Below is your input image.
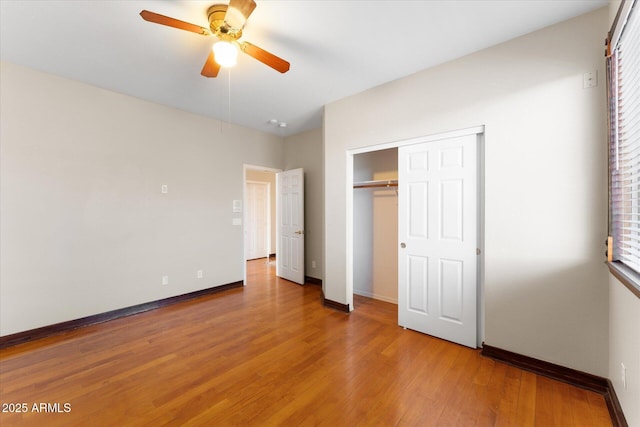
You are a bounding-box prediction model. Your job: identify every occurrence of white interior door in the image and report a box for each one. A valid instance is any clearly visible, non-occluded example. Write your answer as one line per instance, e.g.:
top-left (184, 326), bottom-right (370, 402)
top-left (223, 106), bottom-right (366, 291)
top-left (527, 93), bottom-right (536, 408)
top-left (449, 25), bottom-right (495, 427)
top-left (245, 181), bottom-right (269, 261)
top-left (276, 168), bottom-right (305, 284)
top-left (398, 134), bottom-right (478, 348)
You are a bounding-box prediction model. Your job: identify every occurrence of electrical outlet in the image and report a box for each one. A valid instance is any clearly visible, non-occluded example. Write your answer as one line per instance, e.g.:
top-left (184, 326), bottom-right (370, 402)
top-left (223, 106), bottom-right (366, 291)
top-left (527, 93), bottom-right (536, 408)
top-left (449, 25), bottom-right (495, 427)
top-left (197, 270), bottom-right (203, 279)
top-left (621, 363), bottom-right (627, 389)
top-left (311, 260), bottom-right (316, 269)
top-left (162, 276), bottom-right (169, 286)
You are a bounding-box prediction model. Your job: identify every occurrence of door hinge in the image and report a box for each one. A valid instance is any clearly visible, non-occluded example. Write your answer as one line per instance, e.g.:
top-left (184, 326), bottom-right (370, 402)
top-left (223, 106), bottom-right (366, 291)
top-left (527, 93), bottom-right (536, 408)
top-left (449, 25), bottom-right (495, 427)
top-left (476, 248), bottom-right (481, 255)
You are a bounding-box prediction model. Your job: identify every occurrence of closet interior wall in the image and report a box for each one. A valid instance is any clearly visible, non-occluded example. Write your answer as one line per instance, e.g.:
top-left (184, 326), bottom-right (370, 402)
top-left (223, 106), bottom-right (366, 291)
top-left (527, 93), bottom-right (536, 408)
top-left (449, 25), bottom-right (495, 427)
top-left (353, 148), bottom-right (399, 304)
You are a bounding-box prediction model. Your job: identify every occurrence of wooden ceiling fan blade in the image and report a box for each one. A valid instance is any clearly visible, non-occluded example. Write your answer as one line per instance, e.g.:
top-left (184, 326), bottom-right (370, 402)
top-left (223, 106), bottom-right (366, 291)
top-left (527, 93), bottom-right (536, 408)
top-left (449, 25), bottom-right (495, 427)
top-left (241, 42), bottom-right (290, 73)
top-left (140, 10), bottom-right (211, 36)
top-left (201, 51), bottom-right (221, 78)
top-left (225, 0), bottom-right (257, 30)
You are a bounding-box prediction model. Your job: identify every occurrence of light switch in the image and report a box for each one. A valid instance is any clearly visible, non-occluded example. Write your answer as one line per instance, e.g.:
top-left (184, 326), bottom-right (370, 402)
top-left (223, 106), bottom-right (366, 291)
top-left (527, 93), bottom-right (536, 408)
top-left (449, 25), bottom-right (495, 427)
top-left (232, 218), bottom-right (242, 226)
top-left (161, 184), bottom-right (168, 194)
top-left (583, 71), bottom-right (597, 88)
top-left (233, 200), bottom-right (242, 213)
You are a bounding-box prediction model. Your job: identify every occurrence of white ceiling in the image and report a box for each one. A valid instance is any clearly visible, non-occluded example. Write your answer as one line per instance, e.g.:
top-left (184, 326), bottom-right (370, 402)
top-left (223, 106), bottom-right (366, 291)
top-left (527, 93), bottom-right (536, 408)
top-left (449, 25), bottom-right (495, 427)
top-left (0, 0), bottom-right (608, 137)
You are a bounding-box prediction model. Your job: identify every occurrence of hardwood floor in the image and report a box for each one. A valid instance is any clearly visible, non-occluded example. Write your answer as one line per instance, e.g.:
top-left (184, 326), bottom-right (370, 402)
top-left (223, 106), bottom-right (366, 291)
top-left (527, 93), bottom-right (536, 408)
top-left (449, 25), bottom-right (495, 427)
top-left (0, 259), bottom-right (612, 426)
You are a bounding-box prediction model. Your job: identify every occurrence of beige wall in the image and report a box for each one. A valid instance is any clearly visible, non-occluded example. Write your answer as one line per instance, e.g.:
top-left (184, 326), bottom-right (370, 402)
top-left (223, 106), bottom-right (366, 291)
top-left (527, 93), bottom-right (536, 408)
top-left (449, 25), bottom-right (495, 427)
top-left (284, 128), bottom-right (324, 280)
top-left (608, 276), bottom-right (640, 426)
top-left (0, 61), bottom-right (284, 336)
top-left (606, 2), bottom-right (639, 425)
top-left (324, 8), bottom-right (609, 376)
top-left (245, 169), bottom-right (277, 255)
top-left (353, 149), bottom-right (398, 303)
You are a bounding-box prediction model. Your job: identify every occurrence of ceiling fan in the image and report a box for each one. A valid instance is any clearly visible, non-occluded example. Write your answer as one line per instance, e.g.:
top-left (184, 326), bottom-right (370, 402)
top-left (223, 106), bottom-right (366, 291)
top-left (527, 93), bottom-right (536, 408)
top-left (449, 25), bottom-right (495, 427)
top-left (140, 0), bottom-right (290, 78)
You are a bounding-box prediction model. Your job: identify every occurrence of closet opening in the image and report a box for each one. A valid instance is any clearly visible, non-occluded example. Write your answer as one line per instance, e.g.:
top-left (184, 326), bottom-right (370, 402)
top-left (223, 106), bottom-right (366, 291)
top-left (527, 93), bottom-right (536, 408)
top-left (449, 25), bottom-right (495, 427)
top-left (353, 148), bottom-right (399, 306)
top-left (347, 126), bottom-right (485, 348)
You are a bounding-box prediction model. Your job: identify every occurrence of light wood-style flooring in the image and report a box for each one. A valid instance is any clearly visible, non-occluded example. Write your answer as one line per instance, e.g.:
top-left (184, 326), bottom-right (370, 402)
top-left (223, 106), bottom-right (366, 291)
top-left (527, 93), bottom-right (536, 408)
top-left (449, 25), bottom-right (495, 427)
top-left (0, 259), bottom-right (612, 426)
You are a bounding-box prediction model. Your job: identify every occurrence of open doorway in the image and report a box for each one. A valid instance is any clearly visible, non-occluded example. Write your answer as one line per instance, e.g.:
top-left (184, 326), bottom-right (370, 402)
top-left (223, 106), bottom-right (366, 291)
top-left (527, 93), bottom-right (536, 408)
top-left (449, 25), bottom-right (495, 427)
top-left (243, 164), bottom-right (281, 283)
top-left (353, 148), bottom-right (399, 304)
top-left (245, 180), bottom-right (270, 261)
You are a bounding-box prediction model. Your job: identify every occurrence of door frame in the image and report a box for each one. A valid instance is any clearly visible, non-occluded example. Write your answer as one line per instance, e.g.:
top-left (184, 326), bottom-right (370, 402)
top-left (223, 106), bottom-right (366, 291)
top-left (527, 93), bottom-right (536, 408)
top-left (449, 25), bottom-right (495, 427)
top-left (243, 164), bottom-right (282, 285)
top-left (346, 126), bottom-right (485, 346)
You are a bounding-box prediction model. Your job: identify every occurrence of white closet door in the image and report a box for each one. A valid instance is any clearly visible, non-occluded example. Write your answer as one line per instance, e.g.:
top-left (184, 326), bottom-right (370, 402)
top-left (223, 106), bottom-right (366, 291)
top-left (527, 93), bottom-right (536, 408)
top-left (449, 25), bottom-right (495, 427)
top-left (398, 134), bottom-right (478, 348)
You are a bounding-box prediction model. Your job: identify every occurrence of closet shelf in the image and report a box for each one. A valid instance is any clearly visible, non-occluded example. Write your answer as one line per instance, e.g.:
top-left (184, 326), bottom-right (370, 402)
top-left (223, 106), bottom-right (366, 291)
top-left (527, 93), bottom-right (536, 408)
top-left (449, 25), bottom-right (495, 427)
top-left (353, 179), bottom-right (398, 189)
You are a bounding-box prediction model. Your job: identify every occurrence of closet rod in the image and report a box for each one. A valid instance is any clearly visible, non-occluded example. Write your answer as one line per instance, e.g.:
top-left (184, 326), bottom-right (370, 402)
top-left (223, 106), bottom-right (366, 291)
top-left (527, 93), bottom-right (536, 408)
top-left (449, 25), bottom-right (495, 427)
top-left (353, 179), bottom-right (398, 189)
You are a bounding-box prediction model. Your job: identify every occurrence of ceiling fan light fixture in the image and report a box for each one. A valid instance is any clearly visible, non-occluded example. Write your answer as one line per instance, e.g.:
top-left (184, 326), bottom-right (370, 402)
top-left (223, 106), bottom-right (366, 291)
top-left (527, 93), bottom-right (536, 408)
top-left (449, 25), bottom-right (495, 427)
top-left (213, 41), bottom-right (239, 67)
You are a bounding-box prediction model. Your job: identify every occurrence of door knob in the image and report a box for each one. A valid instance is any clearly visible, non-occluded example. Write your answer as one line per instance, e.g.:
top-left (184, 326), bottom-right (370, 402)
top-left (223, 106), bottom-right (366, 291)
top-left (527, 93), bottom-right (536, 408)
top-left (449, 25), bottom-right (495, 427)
top-left (295, 230), bottom-right (304, 235)
top-left (400, 242), bottom-right (406, 248)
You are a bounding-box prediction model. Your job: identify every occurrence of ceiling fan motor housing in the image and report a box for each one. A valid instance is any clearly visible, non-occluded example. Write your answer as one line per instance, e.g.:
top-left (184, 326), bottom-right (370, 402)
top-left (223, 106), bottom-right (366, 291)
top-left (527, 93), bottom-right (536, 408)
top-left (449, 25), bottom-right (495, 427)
top-left (207, 5), bottom-right (242, 40)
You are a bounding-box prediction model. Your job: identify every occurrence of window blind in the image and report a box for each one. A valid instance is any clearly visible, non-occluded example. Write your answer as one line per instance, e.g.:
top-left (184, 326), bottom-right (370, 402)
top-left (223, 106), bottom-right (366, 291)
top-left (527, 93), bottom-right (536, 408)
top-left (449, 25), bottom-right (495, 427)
top-left (610, 0), bottom-right (640, 273)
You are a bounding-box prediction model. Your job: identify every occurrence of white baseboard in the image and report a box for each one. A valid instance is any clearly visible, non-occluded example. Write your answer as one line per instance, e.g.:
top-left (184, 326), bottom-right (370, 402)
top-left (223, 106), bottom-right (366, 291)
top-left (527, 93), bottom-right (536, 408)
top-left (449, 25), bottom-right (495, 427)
top-left (353, 289), bottom-right (398, 304)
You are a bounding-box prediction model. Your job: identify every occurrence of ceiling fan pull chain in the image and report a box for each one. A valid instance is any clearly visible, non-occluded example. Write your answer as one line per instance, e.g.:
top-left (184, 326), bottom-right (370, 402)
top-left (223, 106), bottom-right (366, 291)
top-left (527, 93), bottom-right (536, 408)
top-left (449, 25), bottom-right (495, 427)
top-left (228, 68), bottom-right (232, 126)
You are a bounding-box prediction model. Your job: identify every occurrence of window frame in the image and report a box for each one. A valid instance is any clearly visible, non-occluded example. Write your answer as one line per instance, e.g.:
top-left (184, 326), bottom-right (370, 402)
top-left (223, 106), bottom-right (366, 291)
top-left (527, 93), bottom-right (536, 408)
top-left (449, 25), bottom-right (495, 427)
top-left (607, 0), bottom-right (640, 299)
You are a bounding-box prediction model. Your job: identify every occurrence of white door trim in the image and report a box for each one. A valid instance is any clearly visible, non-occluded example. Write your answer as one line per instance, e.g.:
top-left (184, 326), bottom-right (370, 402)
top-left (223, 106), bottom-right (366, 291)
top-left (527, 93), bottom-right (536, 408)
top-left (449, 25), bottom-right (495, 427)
top-left (346, 125), bottom-right (485, 344)
top-left (349, 126), bottom-right (485, 156)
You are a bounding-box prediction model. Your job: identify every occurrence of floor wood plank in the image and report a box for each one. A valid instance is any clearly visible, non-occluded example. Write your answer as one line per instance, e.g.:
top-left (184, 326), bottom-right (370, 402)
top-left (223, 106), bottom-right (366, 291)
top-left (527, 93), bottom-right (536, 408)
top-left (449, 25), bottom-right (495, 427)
top-left (0, 259), bottom-right (612, 426)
